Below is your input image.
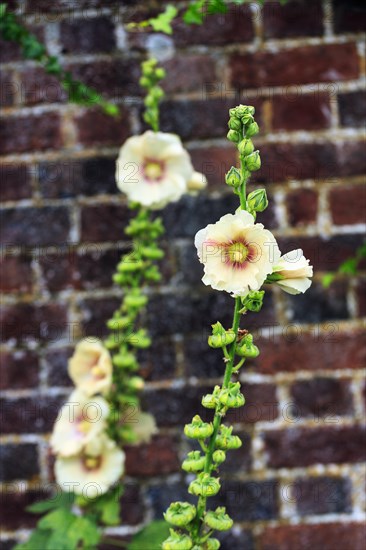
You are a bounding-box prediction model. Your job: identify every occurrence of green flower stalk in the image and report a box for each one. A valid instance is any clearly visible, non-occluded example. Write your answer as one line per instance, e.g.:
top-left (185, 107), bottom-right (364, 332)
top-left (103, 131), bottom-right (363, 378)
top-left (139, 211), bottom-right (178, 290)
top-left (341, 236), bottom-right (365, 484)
top-left (163, 105), bottom-right (313, 548)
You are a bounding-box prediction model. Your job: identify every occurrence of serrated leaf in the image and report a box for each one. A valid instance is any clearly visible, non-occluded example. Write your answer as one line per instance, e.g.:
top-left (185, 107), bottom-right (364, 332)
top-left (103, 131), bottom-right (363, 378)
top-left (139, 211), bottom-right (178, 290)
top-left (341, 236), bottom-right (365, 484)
top-left (27, 492), bottom-right (75, 513)
top-left (127, 520), bottom-right (170, 550)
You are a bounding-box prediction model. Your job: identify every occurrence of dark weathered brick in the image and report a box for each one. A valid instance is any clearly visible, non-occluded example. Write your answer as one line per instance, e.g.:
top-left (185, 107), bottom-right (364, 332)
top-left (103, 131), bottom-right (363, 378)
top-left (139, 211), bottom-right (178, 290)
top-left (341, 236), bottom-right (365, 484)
top-left (119, 482), bottom-right (144, 525)
top-left (60, 17), bottom-right (115, 54)
top-left (125, 435), bottom-right (180, 477)
top-left (78, 296), bottom-right (120, 338)
top-left (329, 184), bottom-right (366, 225)
top-left (0, 113), bottom-right (62, 154)
top-left (356, 277), bottom-right (366, 317)
top-left (1, 206), bottom-right (70, 246)
top-left (259, 522), bottom-right (366, 550)
top-left (0, 444), bottom-right (39, 481)
top-left (75, 109), bottom-right (131, 147)
top-left (339, 91), bottom-right (366, 128)
top-left (0, 490), bottom-right (50, 530)
top-left (0, 350), bottom-right (39, 390)
top-left (45, 347), bottom-right (73, 387)
top-left (0, 26), bottom-right (44, 63)
top-left (0, 255), bottom-right (33, 293)
top-left (0, 69), bottom-right (15, 107)
top-left (219, 530), bottom-right (254, 550)
top-left (76, 247), bottom-right (122, 290)
top-left (17, 67), bottom-right (66, 105)
top-left (263, 0), bottom-right (324, 38)
top-left (80, 204), bottom-right (131, 243)
top-left (162, 55), bottom-right (217, 94)
top-left (0, 164), bottom-right (32, 201)
top-left (38, 252), bottom-right (75, 292)
top-left (188, 146), bottom-right (237, 189)
top-left (138, 338), bottom-right (177, 381)
top-left (286, 188), bottom-right (318, 226)
top-left (147, 480), bottom-right (193, 520)
top-left (1, 303), bottom-right (68, 344)
top-left (38, 157), bottom-right (117, 199)
top-left (294, 476), bottom-right (352, 516)
top-left (333, 0), bottom-right (366, 34)
top-left (291, 378), bottom-right (353, 418)
top-left (230, 43), bottom-right (359, 89)
top-left (286, 281), bottom-right (349, 323)
top-left (271, 94), bottom-right (331, 131)
top-left (0, 394), bottom-right (65, 434)
top-left (264, 425), bottom-right (366, 468)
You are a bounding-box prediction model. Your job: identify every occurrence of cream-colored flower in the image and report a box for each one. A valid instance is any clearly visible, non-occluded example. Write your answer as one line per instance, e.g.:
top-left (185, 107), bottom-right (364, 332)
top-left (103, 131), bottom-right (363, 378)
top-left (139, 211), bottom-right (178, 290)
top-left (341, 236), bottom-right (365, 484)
top-left (55, 435), bottom-right (125, 498)
top-left (68, 339), bottom-right (112, 397)
top-left (195, 210), bottom-right (280, 296)
top-left (187, 170), bottom-right (207, 195)
top-left (272, 249), bottom-right (313, 295)
top-left (132, 412), bottom-right (157, 445)
top-left (116, 130), bottom-right (205, 209)
top-left (50, 390), bottom-right (109, 457)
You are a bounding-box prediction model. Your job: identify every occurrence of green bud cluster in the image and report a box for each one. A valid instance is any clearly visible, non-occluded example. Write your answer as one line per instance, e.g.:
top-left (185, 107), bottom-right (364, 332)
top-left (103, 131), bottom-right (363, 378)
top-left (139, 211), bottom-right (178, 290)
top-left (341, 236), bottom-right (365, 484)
top-left (140, 57), bottom-right (166, 132)
top-left (184, 415), bottom-right (214, 439)
top-left (208, 322), bottom-right (236, 348)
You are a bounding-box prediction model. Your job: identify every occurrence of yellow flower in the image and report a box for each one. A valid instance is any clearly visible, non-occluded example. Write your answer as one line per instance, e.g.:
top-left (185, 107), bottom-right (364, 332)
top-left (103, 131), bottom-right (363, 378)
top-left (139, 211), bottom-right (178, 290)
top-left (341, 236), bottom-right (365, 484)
top-left (195, 210), bottom-right (280, 296)
top-left (50, 389), bottom-right (109, 457)
top-left (55, 435), bottom-right (125, 498)
top-left (68, 339), bottom-right (112, 397)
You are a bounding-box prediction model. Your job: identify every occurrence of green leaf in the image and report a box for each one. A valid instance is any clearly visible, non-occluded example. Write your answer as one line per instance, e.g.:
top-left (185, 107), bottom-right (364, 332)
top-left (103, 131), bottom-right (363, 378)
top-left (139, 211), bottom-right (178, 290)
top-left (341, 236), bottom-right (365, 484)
top-left (14, 530), bottom-right (52, 550)
top-left (38, 507), bottom-right (75, 531)
top-left (26, 492), bottom-right (75, 513)
top-left (149, 5), bottom-right (178, 34)
top-left (321, 273), bottom-right (335, 289)
top-left (183, 0), bottom-right (207, 24)
top-left (339, 257), bottom-right (357, 275)
top-left (69, 516), bottom-right (101, 547)
top-left (127, 520), bottom-right (170, 550)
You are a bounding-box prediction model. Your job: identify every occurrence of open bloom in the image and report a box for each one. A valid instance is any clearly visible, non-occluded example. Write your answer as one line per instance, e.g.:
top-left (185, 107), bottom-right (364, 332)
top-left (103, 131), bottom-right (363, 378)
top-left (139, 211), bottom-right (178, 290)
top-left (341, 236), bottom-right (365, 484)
top-left (132, 412), bottom-right (157, 445)
top-left (195, 210), bottom-right (280, 296)
top-left (116, 130), bottom-right (206, 209)
top-left (55, 435), bottom-right (125, 498)
top-left (272, 249), bottom-right (313, 294)
top-left (50, 390), bottom-right (109, 457)
top-left (68, 338), bottom-right (112, 397)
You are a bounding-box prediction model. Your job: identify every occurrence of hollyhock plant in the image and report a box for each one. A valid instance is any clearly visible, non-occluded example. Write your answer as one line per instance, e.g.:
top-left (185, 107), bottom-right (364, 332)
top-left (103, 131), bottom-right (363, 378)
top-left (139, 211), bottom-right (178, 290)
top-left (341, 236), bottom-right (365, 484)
top-left (163, 105), bottom-right (313, 549)
top-left (68, 339), bottom-right (112, 397)
top-left (50, 390), bottom-right (109, 458)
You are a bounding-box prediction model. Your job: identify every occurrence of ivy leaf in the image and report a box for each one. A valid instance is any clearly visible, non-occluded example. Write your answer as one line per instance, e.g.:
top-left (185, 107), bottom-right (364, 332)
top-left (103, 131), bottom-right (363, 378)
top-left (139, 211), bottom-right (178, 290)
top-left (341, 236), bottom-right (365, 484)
top-left (127, 520), bottom-right (170, 550)
top-left (26, 492), bottom-right (75, 514)
top-left (183, 0), bottom-right (207, 24)
top-left (149, 5), bottom-right (178, 35)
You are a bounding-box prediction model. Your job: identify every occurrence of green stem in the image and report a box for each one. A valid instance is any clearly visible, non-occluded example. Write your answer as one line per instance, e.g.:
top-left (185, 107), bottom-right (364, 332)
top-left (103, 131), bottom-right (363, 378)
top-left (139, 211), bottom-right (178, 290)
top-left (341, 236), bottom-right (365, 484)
top-left (193, 296), bottom-right (242, 540)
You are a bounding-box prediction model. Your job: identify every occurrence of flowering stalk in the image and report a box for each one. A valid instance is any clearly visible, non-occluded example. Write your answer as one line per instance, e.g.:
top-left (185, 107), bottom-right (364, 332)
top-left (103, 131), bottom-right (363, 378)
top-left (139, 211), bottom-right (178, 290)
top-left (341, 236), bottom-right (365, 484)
top-left (163, 105), bottom-right (312, 550)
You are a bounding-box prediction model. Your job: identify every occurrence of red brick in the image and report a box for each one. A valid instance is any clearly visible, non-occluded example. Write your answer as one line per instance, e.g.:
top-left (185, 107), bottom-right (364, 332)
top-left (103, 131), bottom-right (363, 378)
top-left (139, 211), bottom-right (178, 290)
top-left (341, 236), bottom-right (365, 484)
top-left (1, 206), bottom-right (70, 246)
top-left (333, 0), bottom-right (366, 34)
top-left (294, 476), bottom-right (351, 516)
top-left (0, 164), bottom-right (32, 201)
top-left (0, 302), bottom-right (68, 343)
top-left (255, 329), bottom-right (366, 374)
top-left (0, 444), bottom-right (40, 481)
top-left (0, 350), bottom-right (39, 390)
top-left (339, 91), bottom-right (366, 128)
top-left (139, 338), bottom-right (177, 382)
top-left (173, 5), bottom-right (254, 47)
top-left (17, 67), bottom-right (66, 105)
top-left (0, 394), bottom-right (65, 434)
top-left (0, 69), bottom-right (15, 107)
top-left (0, 490), bottom-right (50, 530)
top-left (230, 43), bottom-right (359, 89)
top-left (80, 204), bottom-right (132, 243)
top-left (125, 435), bottom-right (180, 477)
top-left (264, 426), bottom-right (366, 468)
top-left (259, 522), bottom-right (366, 550)
top-left (76, 247), bottom-right (122, 290)
top-left (0, 255), bottom-right (33, 292)
top-left (356, 277), bottom-right (366, 317)
top-left (0, 113), bottom-right (62, 154)
top-left (271, 94), bottom-right (331, 132)
top-left (60, 17), bottom-right (115, 54)
top-left (263, 0), bottom-right (324, 38)
top-left (188, 146), bottom-right (237, 189)
top-left (38, 252), bottom-right (75, 292)
top-left (0, 26), bottom-right (44, 63)
top-left (286, 188), bottom-right (318, 226)
top-left (75, 109), bottom-right (130, 147)
top-left (45, 347), bottom-right (73, 387)
top-left (329, 184), bottom-right (366, 225)
top-left (162, 55), bottom-right (217, 95)
top-left (291, 378), bottom-right (353, 418)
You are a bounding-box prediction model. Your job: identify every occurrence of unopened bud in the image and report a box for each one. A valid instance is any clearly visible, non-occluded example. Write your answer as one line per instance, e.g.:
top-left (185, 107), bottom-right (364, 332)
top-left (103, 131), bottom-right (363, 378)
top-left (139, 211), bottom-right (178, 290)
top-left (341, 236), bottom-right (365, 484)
top-left (247, 188), bottom-right (268, 213)
top-left (204, 507), bottom-right (233, 531)
top-left (228, 117), bottom-right (241, 131)
top-left (246, 121), bottom-right (259, 137)
top-left (162, 529), bottom-right (193, 550)
top-left (238, 138), bottom-right (254, 157)
top-left (184, 415), bottom-right (214, 439)
top-left (212, 450), bottom-right (226, 465)
top-left (188, 473), bottom-right (220, 497)
top-left (245, 150), bottom-right (261, 171)
top-left (227, 129), bottom-right (240, 143)
top-left (206, 539), bottom-right (221, 550)
top-left (164, 502), bottom-right (196, 527)
top-left (225, 166), bottom-right (241, 188)
top-left (241, 290), bottom-right (264, 312)
top-left (182, 451), bottom-right (205, 473)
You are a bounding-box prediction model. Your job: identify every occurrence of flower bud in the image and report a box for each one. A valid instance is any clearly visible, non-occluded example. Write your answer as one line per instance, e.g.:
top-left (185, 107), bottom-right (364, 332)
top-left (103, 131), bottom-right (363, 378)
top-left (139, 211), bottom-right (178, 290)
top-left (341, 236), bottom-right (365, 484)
top-left (204, 507), bottom-right (233, 531)
top-left (164, 502), bottom-right (196, 527)
top-left (202, 393), bottom-right (217, 409)
top-left (162, 529), bottom-right (193, 550)
top-left (188, 473), bottom-right (220, 497)
top-left (184, 415), bottom-right (214, 439)
top-left (212, 450), bottom-right (226, 465)
top-left (225, 166), bottom-right (241, 188)
top-left (219, 382), bottom-right (245, 408)
top-left (127, 329), bottom-right (151, 349)
top-left (206, 539), bottom-right (221, 550)
top-left (246, 121), bottom-right (259, 137)
top-left (215, 425), bottom-right (242, 450)
top-left (236, 334), bottom-right (259, 358)
top-left (247, 188), bottom-right (268, 213)
top-left (238, 139), bottom-right (254, 157)
top-left (113, 353), bottom-right (138, 370)
top-left (139, 76), bottom-right (151, 88)
top-left (208, 322), bottom-right (236, 349)
top-left (245, 151), bottom-right (261, 171)
top-left (128, 376), bottom-right (144, 391)
top-left (155, 67), bottom-right (166, 79)
top-left (241, 290), bottom-right (264, 312)
top-left (124, 293), bottom-right (148, 309)
top-left (182, 451), bottom-right (206, 472)
top-left (227, 130), bottom-right (240, 143)
top-left (228, 117), bottom-right (241, 131)
top-left (140, 246), bottom-right (164, 260)
top-left (106, 317), bottom-right (131, 330)
top-left (118, 259), bottom-right (145, 273)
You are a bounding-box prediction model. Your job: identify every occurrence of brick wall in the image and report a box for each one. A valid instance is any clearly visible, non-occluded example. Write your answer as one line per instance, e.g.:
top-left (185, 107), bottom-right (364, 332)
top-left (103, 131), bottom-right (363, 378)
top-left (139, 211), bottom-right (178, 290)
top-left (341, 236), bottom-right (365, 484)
top-left (1, 1), bottom-right (365, 549)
